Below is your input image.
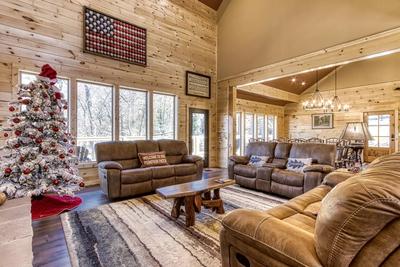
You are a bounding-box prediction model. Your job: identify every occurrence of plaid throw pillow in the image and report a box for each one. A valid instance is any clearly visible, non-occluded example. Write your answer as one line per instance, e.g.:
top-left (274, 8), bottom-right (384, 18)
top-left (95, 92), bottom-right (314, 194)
top-left (138, 151), bottom-right (168, 167)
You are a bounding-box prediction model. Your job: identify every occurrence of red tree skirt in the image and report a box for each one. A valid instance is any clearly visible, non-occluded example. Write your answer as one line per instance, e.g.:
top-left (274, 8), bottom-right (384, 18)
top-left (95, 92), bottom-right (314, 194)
top-left (31, 194), bottom-right (82, 220)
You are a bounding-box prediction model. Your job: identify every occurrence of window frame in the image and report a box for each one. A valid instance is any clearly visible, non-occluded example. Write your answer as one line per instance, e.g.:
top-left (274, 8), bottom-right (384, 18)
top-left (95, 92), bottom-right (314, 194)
top-left (244, 112), bottom-right (255, 146)
top-left (367, 114), bottom-right (391, 148)
top-left (235, 112), bottom-right (242, 155)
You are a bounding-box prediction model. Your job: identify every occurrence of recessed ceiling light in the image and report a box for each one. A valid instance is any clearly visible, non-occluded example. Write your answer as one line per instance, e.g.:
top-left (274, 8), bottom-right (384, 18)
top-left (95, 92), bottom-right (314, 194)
top-left (291, 77), bottom-right (296, 82)
top-left (301, 81), bottom-right (306, 86)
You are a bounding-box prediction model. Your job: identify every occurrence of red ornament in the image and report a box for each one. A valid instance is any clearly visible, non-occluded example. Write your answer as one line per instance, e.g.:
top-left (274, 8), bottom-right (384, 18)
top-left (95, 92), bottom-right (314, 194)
top-left (38, 127), bottom-right (44, 132)
top-left (63, 138), bottom-right (68, 142)
top-left (14, 144), bottom-right (20, 148)
top-left (79, 182), bottom-right (85, 187)
top-left (52, 179), bottom-right (60, 185)
top-left (42, 149), bottom-right (48, 155)
top-left (68, 149), bottom-right (74, 154)
top-left (23, 168), bottom-right (31, 175)
top-left (12, 118), bottom-right (21, 124)
top-left (3, 133), bottom-right (8, 137)
top-left (63, 105), bottom-right (68, 110)
top-left (17, 97), bottom-right (22, 100)
top-left (43, 166), bottom-right (48, 171)
top-left (51, 143), bottom-right (56, 147)
top-left (52, 127), bottom-right (59, 132)
top-left (49, 112), bottom-right (54, 116)
top-left (71, 141), bottom-right (76, 145)
top-left (39, 64), bottom-right (57, 82)
top-left (34, 107), bottom-right (39, 112)
top-left (54, 92), bottom-right (62, 100)
top-left (4, 167), bottom-right (12, 174)
top-left (35, 138), bottom-right (43, 144)
top-left (21, 99), bottom-right (30, 105)
top-left (20, 156), bottom-right (25, 162)
top-left (42, 92), bottom-right (48, 98)
top-left (59, 154), bottom-right (65, 159)
top-left (8, 106), bottom-right (15, 112)
top-left (15, 130), bottom-right (22, 136)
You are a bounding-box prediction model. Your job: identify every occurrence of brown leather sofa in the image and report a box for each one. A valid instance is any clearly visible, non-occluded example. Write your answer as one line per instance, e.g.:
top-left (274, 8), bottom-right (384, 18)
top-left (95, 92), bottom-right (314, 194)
top-left (95, 140), bottom-right (203, 200)
top-left (228, 142), bottom-right (336, 198)
top-left (220, 152), bottom-right (400, 267)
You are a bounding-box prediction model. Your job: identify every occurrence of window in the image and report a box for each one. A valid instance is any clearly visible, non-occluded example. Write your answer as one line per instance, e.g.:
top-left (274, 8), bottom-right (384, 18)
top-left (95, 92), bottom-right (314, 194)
top-left (244, 113), bottom-right (254, 146)
top-left (236, 112), bottom-right (242, 155)
top-left (152, 93), bottom-right (176, 140)
top-left (256, 114), bottom-right (265, 140)
top-left (367, 114), bottom-right (391, 148)
top-left (20, 71), bottom-right (70, 123)
top-left (77, 81), bottom-right (113, 161)
top-left (267, 115), bottom-right (277, 141)
top-left (119, 88), bottom-right (147, 140)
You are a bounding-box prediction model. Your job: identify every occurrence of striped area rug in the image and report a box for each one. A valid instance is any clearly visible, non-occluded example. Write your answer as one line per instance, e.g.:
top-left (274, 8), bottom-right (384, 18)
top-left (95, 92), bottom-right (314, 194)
top-left (61, 185), bottom-right (287, 267)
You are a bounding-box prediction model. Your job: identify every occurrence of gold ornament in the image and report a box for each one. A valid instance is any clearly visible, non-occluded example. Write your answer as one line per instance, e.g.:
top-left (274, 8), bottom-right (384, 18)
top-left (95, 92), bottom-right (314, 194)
top-left (0, 192), bottom-right (6, 206)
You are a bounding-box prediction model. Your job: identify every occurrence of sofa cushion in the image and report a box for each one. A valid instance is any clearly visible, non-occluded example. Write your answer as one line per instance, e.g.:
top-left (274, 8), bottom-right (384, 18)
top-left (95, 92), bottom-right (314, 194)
top-left (289, 143), bottom-right (335, 166)
top-left (263, 159), bottom-right (287, 169)
top-left (158, 140), bottom-right (188, 164)
top-left (174, 163), bottom-right (197, 176)
top-left (151, 165), bottom-right (175, 179)
top-left (234, 164), bottom-right (256, 178)
top-left (274, 142), bottom-right (292, 159)
top-left (138, 151), bottom-right (168, 167)
top-left (271, 182), bottom-right (303, 198)
top-left (95, 141), bottom-right (138, 163)
top-left (136, 140), bottom-right (160, 153)
top-left (271, 169), bottom-right (304, 187)
top-left (245, 142), bottom-right (276, 158)
top-left (121, 168), bottom-right (152, 184)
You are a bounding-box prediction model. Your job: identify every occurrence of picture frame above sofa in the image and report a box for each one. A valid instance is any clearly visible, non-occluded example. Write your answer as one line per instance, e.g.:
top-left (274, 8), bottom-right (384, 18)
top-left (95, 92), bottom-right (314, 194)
top-left (312, 113), bottom-right (334, 129)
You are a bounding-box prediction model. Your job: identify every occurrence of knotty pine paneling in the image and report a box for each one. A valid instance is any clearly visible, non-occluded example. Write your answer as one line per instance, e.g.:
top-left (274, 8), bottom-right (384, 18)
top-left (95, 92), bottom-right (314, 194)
top-left (0, 0), bottom-right (217, 185)
top-left (285, 81), bottom-right (400, 151)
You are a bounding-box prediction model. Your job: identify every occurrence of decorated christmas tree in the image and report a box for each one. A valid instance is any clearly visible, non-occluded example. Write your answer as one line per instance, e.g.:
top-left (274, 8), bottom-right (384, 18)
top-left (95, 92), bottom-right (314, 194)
top-left (0, 64), bottom-right (84, 199)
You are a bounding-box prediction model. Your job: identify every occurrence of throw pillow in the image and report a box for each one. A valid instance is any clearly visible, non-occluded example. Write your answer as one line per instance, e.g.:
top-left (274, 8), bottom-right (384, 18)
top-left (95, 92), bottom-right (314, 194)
top-left (248, 155), bottom-right (270, 167)
top-left (286, 158), bottom-right (313, 173)
top-left (138, 151), bottom-right (168, 167)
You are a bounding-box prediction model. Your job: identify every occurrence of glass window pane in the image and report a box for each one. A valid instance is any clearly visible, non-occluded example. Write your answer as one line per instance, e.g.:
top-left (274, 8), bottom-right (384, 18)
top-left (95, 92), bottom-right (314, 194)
top-left (379, 114), bottom-right (390, 125)
top-left (368, 138), bottom-right (378, 147)
top-left (379, 137), bottom-right (390, 148)
top-left (236, 112), bottom-right (241, 155)
top-left (267, 115), bottom-right (275, 141)
top-left (379, 125), bottom-right (390, 137)
top-left (20, 72), bottom-right (36, 85)
top-left (244, 113), bottom-right (254, 146)
top-left (77, 81), bottom-right (113, 161)
top-left (368, 115), bottom-right (378, 126)
top-left (120, 88), bottom-right (147, 140)
top-left (368, 126), bottom-right (379, 136)
top-left (256, 115), bottom-right (265, 139)
top-left (152, 93), bottom-right (176, 140)
top-left (191, 113), bottom-right (205, 158)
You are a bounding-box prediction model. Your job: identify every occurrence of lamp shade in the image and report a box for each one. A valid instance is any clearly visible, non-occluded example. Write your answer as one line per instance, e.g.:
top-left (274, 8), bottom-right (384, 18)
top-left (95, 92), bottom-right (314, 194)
top-left (339, 122), bottom-right (373, 141)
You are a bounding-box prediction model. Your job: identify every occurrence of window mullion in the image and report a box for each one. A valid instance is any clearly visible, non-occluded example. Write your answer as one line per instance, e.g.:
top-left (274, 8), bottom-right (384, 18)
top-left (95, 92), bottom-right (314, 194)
top-left (114, 84), bottom-right (120, 141)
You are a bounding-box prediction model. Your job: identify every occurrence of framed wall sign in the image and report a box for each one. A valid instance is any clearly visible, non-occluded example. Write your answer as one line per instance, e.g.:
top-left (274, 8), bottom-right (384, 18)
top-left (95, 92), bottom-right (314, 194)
top-left (83, 7), bottom-right (147, 66)
top-left (186, 71), bottom-right (211, 98)
top-left (312, 113), bottom-right (334, 129)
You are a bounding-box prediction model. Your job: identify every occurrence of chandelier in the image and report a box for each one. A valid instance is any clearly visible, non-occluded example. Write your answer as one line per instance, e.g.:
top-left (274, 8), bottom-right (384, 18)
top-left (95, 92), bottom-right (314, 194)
top-left (323, 67), bottom-right (350, 112)
top-left (302, 70), bottom-right (324, 110)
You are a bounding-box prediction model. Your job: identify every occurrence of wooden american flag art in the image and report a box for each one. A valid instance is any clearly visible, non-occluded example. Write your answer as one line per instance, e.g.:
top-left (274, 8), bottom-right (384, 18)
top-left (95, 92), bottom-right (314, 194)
top-left (83, 7), bottom-right (147, 66)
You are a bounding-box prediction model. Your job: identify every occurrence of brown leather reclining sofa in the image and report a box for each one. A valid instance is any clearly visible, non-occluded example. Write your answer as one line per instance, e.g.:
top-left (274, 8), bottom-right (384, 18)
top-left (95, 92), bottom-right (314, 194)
top-left (229, 142), bottom-right (336, 198)
top-left (95, 140), bottom-right (203, 200)
top-left (220, 152), bottom-right (400, 267)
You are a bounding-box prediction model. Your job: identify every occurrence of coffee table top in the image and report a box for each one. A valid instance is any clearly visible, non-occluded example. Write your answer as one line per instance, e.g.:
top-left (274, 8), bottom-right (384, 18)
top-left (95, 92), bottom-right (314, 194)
top-left (156, 177), bottom-right (235, 199)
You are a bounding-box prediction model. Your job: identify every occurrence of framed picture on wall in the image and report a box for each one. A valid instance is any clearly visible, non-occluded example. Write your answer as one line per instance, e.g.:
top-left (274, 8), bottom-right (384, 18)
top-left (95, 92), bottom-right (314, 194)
top-left (312, 113), bottom-right (334, 129)
top-left (186, 71), bottom-right (211, 98)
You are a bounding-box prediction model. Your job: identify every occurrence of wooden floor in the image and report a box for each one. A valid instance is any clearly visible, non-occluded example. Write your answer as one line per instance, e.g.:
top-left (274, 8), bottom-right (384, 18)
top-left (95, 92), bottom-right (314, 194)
top-left (32, 168), bottom-right (226, 267)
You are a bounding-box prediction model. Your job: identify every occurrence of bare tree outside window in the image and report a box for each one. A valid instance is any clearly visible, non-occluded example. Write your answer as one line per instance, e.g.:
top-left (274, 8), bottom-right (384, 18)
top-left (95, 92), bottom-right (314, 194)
top-left (120, 88), bottom-right (147, 140)
top-left (77, 81), bottom-right (113, 161)
top-left (153, 93), bottom-right (176, 140)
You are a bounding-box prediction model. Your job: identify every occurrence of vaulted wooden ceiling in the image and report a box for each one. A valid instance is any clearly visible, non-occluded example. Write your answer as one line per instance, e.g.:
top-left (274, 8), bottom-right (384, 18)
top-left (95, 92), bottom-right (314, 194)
top-left (198, 0), bottom-right (224, 10)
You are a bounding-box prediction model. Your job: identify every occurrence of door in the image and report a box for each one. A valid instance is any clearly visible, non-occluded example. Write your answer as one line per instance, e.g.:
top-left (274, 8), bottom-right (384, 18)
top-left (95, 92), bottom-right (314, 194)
top-left (364, 111), bottom-right (395, 162)
top-left (189, 108), bottom-right (209, 167)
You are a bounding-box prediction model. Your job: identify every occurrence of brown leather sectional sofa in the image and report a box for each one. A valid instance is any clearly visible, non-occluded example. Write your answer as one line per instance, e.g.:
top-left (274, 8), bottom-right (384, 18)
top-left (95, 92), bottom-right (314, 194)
top-left (220, 152), bottom-right (400, 267)
top-left (95, 140), bottom-right (203, 200)
top-left (229, 142), bottom-right (336, 198)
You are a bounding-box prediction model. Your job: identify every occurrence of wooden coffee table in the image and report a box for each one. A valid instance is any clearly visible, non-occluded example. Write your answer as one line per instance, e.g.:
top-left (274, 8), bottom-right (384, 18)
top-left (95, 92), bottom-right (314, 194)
top-left (156, 178), bottom-right (235, 227)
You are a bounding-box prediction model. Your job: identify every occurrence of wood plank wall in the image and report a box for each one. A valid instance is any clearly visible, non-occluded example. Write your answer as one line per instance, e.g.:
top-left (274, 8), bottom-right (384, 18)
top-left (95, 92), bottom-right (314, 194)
top-left (284, 81), bottom-right (400, 151)
top-left (0, 0), bottom-right (217, 185)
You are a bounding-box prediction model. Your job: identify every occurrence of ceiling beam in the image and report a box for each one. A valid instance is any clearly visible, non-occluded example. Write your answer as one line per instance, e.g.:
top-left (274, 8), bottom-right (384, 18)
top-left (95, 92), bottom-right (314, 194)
top-left (239, 83), bottom-right (300, 103)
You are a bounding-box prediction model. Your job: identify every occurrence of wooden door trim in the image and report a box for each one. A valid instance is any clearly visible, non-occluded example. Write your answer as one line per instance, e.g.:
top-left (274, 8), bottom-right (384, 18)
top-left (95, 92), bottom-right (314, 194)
top-left (189, 108), bottom-right (209, 168)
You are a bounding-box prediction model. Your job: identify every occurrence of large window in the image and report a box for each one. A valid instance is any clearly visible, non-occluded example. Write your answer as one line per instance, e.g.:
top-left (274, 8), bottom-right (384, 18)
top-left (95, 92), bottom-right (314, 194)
top-left (244, 113), bottom-right (254, 146)
top-left (236, 112), bottom-right (242, 155)
top-left (267, 115), bottom-right (277, 141)
top-left (77, 81), bottom-right (113, 161)
top-left (119, 88), bottom-right (147, 140)
top-left (152, 93), bottom-right (176, 140)
top-left (256, 114), bottom-right (265, 140)
top-left (367, 114), bottom-right (391, 148)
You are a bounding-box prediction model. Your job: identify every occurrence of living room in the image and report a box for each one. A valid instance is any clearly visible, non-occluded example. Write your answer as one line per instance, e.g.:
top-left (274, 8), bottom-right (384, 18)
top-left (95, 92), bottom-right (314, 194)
top-left (0, 0), bottom-right (399, 266)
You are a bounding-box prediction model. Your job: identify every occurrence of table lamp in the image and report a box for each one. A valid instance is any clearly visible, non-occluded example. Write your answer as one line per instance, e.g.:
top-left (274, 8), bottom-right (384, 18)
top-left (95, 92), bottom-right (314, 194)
top-left (339, 122), bottom-right (373, 144)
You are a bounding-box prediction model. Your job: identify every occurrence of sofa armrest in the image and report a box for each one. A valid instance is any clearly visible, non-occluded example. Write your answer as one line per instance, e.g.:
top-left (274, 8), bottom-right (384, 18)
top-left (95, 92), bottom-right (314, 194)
top-left (229, 155), bottom-right (249, 164)
top-left (221, 209), bottom-right (322, 267)
top-left (322, 171), bottom-right (354, 188)
top-left (182, 154), bottom-right (203, 163)
top-left (98, 161), bottom-right (123, 170)
top-left (303, 164), bottom-right (334, 174)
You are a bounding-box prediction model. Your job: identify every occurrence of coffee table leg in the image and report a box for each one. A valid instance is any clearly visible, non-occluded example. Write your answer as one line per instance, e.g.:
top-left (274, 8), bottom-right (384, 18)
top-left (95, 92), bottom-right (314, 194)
top-left (171, 197), bottom-right (183, 218)
top-left (194, 194), bottom-right (202, 213)
top-left (184, 196), bottom-right (195, 227)
top-left (213, 189), bottom-right (224, 214)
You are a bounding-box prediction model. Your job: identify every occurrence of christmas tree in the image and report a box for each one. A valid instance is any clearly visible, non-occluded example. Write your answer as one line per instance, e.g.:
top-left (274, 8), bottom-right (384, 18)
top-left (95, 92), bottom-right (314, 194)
top-left (0, 64), bottom-right (84, 198)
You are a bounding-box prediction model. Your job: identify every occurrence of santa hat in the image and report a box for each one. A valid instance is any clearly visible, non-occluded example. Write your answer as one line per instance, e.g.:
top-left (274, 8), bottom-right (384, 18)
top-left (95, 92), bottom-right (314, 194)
top-left (38, 64), bottom-right (57, 85)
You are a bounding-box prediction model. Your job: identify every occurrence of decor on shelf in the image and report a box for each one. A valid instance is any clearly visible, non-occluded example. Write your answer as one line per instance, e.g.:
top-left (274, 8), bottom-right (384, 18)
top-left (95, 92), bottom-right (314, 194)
top-left (83, 7), bottom-right (147, 66)
top-left (312, 113), bottom-right (334, 129)
top-left (0, 64), bottom-right (84, 199)
top-left (323, 67), bottom-right (350, 112)
top-left (302, 70), bottom-right (324, 110)
top-left (186, 71), bottom-right (211, 98)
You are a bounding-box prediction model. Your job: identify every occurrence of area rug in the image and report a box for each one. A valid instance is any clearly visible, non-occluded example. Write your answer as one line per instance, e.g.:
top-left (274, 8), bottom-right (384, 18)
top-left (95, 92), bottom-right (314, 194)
top-left (32, 194), bottom-right (82, 220)
top-left (61, 185), bottom-right (286, 267)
